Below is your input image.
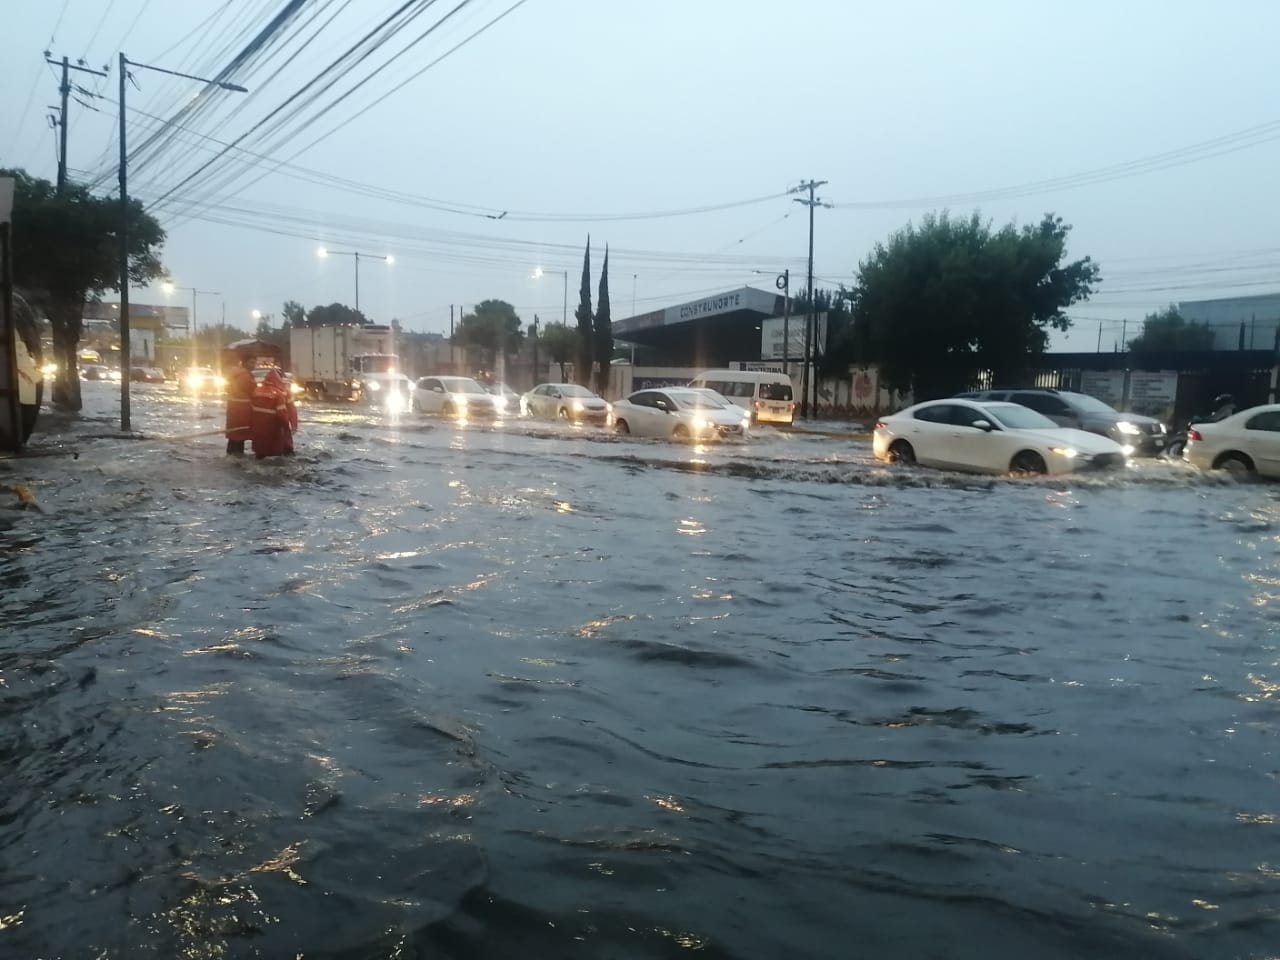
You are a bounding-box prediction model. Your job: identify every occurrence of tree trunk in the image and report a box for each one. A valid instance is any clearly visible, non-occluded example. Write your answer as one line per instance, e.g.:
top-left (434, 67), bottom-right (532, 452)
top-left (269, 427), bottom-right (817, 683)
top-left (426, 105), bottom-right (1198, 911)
top-left (558, 361), bottom-right (567, 381)
top-left (49, 298), bottom-right (84, 412)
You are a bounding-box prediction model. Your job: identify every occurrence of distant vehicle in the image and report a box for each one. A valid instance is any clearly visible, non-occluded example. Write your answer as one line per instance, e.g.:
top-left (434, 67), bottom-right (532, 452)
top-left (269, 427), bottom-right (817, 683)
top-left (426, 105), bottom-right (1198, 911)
top-left (611, 387), bottom-right (749, 441)
top-left (1183, 404), bottom-right (1280, 478)
top-left (81, 364), bottom-right (109, 381)
top-left (688, 369), bottom-right (795, 425)
top-left (130, 366), bottom-right (166, 383)
top-left (251, 366), bottom-right (305, 398)
top-left (522, 383), bottom-right (610, 422)
top-left (484, 382), bottom-right (520, 416)
top-left (184, 366), bottom-right (225, 393)
top-left (955, 387), bottom-right (1167, 456)
top-left (290, 324), bottom-right (400, 400)
top-left (874, 399), bottom-right (1128, 475)
top-left (413, 376), bottom-right (502, 419)
top-left (361, 373), bottom-right (413, 413)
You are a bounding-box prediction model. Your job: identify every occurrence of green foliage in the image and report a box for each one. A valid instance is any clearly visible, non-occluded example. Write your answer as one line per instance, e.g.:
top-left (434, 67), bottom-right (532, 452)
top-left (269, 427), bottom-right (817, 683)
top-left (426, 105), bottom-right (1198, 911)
top-left (3, 166), bottom-right (166, 410)
top-left (539, 321), bottom-right (578, 380)
top-left (574, 237), bottom-right (593, 386)
top-left (305, 302), bottom-right (367, 327)
top-left (1127, 305), bottom-right (1215, 352)
top-left (282, 300), bottom-right (306, 328)
top-left (593, 245), bottom-right (613, 393)
top-left (852, 211), bottom-right (1099, 396)
top-left (452, 299), bottom-right (523, 371)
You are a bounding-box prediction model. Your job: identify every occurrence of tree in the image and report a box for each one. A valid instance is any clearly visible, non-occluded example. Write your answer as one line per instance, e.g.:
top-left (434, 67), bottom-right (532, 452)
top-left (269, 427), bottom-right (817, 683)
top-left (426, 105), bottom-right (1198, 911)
top-left (254, 312), bottom-right (275, 340)
top-left (852, 211), bottom-right (1099, 397)
top-left (305, 302), bottom-right (366, 327)
top-left (593, 244), bottom-right (613, 394)
top-left (539, 321), bottom-right (577, 381)
top-left (452, 299), bottom-right (523, 375)
top-left (4, 167), bottom-right (166, 410)
top-left (282, 300), bottom-right (306, 328)
top-left (574, 237), bottom-right (594, 386)
top-left (1127, 305), bottom-right (1215, 352)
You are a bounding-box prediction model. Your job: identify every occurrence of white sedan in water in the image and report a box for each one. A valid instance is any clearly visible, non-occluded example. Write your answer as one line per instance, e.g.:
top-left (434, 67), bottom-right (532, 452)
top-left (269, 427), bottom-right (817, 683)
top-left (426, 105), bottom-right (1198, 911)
top-left (413, 376), bottom-right (502, 419)
top-left (611, 387), bottom-right (749, 441)
top-left (1183, 404), bottom-right (1280, 478)
top-left (522, 383), bottom-right (610, 422)
top-left (874, 399), bottom-right (1128, 475)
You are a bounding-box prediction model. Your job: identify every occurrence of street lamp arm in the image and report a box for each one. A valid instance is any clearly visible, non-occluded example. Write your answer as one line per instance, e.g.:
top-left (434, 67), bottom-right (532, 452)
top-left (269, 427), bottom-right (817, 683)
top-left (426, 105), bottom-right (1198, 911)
top-left (123, 57), bottom-right (247, 91)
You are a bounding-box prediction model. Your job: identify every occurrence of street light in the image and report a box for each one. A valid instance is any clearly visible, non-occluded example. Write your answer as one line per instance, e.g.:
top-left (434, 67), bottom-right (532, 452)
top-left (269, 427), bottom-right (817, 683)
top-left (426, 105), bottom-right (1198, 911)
top-left (162, 282), bottom-right (220, 372)
top-left (532, 266), bottom-right (568, 328)
top-left (117, 54), bottom-right (247, 431)
top-left (316, 246), bottom-right (392, 313)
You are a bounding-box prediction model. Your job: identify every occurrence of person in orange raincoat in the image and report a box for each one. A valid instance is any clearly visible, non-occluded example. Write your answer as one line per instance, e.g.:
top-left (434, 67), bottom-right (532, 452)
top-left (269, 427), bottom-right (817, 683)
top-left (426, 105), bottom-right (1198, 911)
top-left (224, 359), bottom-right (256, 455)
top-left (249, 369), bottom-right (296, 458)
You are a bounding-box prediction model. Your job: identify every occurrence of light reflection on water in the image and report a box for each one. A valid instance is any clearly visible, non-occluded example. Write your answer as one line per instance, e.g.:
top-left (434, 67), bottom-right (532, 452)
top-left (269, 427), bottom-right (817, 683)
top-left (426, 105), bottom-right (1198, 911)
top-left (1, 383), bottom-right (1279, 958)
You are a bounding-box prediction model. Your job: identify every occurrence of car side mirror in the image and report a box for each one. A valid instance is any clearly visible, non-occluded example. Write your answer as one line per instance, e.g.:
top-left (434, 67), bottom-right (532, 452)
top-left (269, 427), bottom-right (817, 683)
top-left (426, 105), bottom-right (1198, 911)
top-left (551, 391), bottom-right (561, 399)
top-left (972, 419), bottom-right (993, 432)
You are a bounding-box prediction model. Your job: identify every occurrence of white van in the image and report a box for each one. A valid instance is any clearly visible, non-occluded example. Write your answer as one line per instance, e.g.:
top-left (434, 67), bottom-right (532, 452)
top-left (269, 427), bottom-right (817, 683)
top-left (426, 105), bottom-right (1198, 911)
top-left (688, 369), bottom-right (796, 425)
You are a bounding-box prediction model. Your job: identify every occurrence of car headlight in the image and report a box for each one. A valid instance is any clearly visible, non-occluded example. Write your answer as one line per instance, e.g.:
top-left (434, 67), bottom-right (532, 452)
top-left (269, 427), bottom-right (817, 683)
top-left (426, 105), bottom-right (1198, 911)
top-left (215, 376), bottom-right (227, 388)
top-left (1115, 421), bottom-right (1141, 436)
top-left (290, 381), bottom-right (303, 395)
top-left (1050, 446), bottom-right (1079, 459)
top-left (385, 391), bottom-right (405, 413)
top-left (367, 380), bottom-right (381, 391)
top-left (741, 417), bottom-right (751, 429)
top-left (572, 400), bottom-right (584, 412)
top-left (691, 417), bottom-right (709, 431)
top-left (41, 362), bottom-right (57, 377)
top-left (1120, 444), bottom-right (1135, 457)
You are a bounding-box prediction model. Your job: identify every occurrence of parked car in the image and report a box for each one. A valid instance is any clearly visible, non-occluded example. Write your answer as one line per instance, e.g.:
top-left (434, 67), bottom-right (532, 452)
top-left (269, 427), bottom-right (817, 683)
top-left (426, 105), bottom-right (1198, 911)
top-left (1183, 404), bottom-right (1280, 478)
top-left (130, 366), bottom-right (166, 383)
top-left (484, 382), bottom-right (520, 416)
top-left (413, 376), bottom-right (502, 418)
top-left (688, 369), bottom-right (796, 425)
top-left (955, 387), bottom-right (1167, 455)
top-left (874, 399), bottom-right (1128, 475)
top-left (611, 387), bottom-right (750, 441)
top-left (522, 383), bottom-right (610, 422)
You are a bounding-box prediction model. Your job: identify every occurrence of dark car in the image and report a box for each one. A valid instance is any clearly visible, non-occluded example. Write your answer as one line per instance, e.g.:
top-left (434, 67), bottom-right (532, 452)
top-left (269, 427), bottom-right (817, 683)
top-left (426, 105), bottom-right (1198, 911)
top-left (130, 366), bottom-right (166, 383)
top-left (955, 388), bottom-right (1168, 456)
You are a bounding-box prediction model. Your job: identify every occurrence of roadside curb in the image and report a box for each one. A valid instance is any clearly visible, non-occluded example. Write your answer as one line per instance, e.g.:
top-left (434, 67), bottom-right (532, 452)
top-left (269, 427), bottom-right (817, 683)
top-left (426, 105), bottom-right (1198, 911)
top-left (780, 427), bottom-right (872, 441)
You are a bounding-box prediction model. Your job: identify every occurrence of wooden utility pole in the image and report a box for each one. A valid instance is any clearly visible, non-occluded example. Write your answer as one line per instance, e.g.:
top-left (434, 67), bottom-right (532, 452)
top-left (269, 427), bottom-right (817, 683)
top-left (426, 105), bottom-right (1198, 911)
top-left (45, 55), bottom-right (108, 194)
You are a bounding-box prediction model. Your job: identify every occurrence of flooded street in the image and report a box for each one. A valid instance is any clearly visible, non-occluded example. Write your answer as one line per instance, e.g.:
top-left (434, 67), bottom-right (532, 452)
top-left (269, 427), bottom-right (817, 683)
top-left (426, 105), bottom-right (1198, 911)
top-left (3, 382), bottom-right (1278, 959)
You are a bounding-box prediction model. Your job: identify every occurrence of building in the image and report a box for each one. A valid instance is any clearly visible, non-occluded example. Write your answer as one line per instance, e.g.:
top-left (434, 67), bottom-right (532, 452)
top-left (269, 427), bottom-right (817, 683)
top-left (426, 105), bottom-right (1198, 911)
top-left (1177, 292), bottom-right (1280, 352)
top-left (82, 301), bottom-right (190, 364)
top-left (613, 286), bottom-right (785, 367)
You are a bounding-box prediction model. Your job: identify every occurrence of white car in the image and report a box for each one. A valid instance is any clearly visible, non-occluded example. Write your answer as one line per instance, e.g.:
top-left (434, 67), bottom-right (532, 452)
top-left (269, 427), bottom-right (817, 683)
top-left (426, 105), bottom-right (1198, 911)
top-left (873, 399), bottom-right (1128, 475)
top-left (485, 382), bottom-right (520, 416)
top-left (522, 383), bottom-right (610, 423)
top-left (611, 387), bottom-right (749, 441)
top-left (1183, 404), bottom-right (1280, 478)
top-left (413, 375), bottom-right (501, 419)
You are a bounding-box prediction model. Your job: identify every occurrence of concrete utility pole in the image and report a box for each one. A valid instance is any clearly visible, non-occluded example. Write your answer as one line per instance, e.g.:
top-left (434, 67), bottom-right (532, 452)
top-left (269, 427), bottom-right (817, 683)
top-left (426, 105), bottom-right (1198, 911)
top-left (531, 314), bottom-right (539, 386)
top-left (46, 55), bottom-right (107, 194)
top-left (793, 180), bottom-right (829, 419)
top-left (776, 269), bottom-right (791, 368)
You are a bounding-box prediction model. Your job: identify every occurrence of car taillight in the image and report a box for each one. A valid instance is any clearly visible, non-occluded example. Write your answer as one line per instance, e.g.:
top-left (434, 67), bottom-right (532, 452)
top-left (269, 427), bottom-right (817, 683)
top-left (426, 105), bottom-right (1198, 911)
top-left (875, 421), bottom-right (887, 429)
top-left (1187, 429), bottom-right (1202, 442)
top-left (753, 400), bottom-right (762, 407)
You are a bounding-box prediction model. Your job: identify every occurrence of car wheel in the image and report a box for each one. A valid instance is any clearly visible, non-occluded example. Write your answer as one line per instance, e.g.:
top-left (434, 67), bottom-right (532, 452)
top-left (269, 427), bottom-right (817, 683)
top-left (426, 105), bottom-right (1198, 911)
top-left (672, 424), bottom-right (690, 441)
top-left (442, 402), bottom-right (456, 418)
top-left (557, 406), bottom-right (570, 420)
top-left (1214, 452), bottom-right (1255, 477)
top-left (615, 419), bottom-right (630, 435)
top-left (1010, 450), bottom-right (1047, 476)
top-left (888, 439), bottom-right (915, 464)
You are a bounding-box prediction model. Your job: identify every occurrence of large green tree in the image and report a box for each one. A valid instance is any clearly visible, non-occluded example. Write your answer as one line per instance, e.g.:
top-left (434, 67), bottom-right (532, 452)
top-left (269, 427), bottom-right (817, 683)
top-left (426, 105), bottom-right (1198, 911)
top-left (539, 321), bottom-right (577, 381)
top-left (282, 299), bottom-right (306, 328)
top-left (593, 244), bottom-right (613, 394)
top-left (1127, 305), bottom-right (1215, 352)
top-left (4, 168), bottom-right (166, 410)
top-left (452, 299), bottom-right (523, 375)
top-left (306, 302), bottom-right (366, 327)
top-left (851, 211), bottom-right (1099, 397)
top-left (574, 237), bottom-right (593, 386)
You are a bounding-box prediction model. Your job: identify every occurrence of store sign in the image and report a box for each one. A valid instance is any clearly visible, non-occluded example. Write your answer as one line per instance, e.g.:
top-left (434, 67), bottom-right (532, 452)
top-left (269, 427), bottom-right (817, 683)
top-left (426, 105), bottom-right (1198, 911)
top-left (1128, 371), bottom-right (1178, 410)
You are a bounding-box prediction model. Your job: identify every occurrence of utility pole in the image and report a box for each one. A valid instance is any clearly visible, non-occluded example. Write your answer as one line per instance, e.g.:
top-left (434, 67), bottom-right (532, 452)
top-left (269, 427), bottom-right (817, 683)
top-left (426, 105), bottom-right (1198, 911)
top-left (793, 179), bottom-right (828, 419)
top-left (116, 52), bottom-right (246, 430)
top-left (46, 55), bottom-right (107, 194)
top-left (1097, 321), bottom-right (1102, 353)
top-left (531, 314), bottom-right (539, 385)
top-left (776, 269), bottom-right (791, 369)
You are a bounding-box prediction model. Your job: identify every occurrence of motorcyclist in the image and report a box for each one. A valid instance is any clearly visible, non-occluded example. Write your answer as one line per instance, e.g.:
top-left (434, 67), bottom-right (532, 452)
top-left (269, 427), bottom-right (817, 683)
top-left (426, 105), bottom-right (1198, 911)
top-left (224, 358), bottom-right (256, 455)
top-left (1209, 393), bottom-right (1236, 422)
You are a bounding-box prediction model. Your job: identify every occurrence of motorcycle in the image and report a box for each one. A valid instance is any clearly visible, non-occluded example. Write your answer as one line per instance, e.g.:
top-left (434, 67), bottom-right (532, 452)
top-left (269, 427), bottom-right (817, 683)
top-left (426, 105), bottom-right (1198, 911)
top-left (1162, 408), bottom-right (1235, 459)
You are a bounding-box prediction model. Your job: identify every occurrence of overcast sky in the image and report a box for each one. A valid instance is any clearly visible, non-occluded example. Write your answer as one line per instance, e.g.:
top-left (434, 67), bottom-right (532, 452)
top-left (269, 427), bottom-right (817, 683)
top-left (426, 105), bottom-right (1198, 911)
top-left (3, 0), bottom-right (1278, 352)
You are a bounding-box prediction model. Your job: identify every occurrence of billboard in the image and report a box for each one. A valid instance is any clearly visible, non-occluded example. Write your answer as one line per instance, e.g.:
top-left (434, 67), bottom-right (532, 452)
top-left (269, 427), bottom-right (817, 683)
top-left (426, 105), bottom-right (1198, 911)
top-left (761, 312), bottom-right (826, 360)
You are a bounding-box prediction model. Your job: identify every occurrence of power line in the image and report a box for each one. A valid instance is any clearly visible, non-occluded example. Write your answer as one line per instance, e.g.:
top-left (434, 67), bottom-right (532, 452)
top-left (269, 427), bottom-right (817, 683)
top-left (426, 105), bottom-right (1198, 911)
top-left (83, 0), bottom-right (122, 66)
top-left (830, 118), bottom-right (1280, 210)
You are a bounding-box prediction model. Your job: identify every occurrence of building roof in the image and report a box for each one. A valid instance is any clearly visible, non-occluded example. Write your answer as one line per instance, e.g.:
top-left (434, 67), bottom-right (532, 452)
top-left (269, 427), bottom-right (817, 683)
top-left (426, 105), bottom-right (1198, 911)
top-left (612, 286), bottom-right (783, 366)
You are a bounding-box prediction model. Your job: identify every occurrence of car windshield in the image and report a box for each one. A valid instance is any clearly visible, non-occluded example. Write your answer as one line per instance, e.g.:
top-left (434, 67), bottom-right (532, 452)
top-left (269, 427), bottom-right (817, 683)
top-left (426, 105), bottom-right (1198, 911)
top-left (986, 404), bottom-right (1059, 430)
top-left (446, 379), bottom-right (489, 395)
top-left (673, 392), bottom-right (726, 409)
top-left (1062, 392), bottom-right (1116, 415)
top-left (360, 355), bottom-right (398, 374)
top-left (557, 384), bottom-right (595, 398)
top-left (760, 382), bottom-right (792, 401)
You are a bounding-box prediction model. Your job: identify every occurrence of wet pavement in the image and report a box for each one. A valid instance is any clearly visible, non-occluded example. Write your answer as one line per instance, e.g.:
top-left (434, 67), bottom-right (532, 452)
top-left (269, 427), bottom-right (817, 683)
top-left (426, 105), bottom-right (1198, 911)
top-left (2, 381), bottom-right (1278, 959)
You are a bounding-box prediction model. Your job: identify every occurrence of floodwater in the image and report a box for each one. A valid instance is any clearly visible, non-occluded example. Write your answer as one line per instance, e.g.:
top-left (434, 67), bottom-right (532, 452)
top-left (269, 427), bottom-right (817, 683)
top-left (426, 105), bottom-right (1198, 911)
top-left (2, 382), bottom-right (1278, 959)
